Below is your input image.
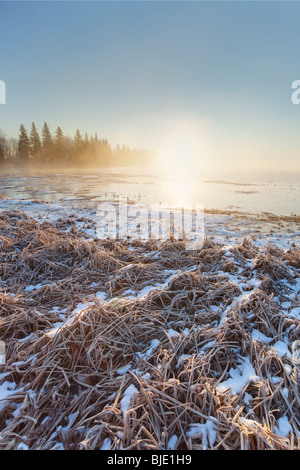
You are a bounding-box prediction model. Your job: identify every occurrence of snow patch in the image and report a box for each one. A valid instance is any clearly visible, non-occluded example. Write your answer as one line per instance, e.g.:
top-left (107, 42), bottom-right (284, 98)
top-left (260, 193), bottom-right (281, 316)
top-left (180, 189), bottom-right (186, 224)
top-left (120, 384), bottom-right (139, 419)
top-left (186, 419), bottom-right (217, 449)
top-left (274, 416), bottom-right (293, 438)
top-left (216, 356), bottom-right (260, 395)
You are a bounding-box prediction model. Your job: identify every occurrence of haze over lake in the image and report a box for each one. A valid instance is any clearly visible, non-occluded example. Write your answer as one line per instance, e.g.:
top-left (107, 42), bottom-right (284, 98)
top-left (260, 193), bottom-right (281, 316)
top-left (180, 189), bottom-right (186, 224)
top-left (0, 167), bottom-right (299, 216)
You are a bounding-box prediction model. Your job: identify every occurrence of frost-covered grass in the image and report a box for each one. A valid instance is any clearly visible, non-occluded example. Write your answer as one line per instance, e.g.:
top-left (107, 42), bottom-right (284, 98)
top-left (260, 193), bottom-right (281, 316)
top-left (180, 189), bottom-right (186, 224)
top-left (0, 209), bottom-right (299, 450)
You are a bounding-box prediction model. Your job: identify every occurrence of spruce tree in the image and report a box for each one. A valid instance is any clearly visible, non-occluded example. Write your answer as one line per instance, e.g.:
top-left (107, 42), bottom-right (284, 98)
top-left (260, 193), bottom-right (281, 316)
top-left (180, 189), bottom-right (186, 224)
top-left (30, 122), bottom-right (41, 157)
top-left (74, 129), bottom-right (83, 147)
top-left (55, 126), bottom-right (64, 145)
top-left (54, 126), bottom-right (64, 161)
top-left (17, 124), bottom-right (31, 159)
top-left (41, 122), bottom-right (52, 154)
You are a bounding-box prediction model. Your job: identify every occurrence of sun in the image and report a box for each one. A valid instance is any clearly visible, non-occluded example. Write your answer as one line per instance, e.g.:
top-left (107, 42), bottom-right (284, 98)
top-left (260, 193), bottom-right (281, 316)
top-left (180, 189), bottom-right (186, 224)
top-left (157, 120), bottom-right (208, 206)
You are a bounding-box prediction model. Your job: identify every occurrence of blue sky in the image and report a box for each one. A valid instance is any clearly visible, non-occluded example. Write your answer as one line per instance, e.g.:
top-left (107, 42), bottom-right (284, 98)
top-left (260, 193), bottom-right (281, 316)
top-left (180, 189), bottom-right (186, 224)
top-left (1, 1), bottom-right (300, 176)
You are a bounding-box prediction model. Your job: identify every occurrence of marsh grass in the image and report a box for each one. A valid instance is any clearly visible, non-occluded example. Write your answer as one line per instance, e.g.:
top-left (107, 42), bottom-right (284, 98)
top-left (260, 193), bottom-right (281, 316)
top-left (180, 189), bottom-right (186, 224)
top-left (0, 211), bottom-right (299, 450)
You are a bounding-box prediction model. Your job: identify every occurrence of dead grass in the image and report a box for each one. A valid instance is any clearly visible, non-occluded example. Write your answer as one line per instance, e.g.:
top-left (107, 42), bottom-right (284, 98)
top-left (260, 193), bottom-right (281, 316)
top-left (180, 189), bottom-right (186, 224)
top-left (0, 210), bottom-right (299, 450)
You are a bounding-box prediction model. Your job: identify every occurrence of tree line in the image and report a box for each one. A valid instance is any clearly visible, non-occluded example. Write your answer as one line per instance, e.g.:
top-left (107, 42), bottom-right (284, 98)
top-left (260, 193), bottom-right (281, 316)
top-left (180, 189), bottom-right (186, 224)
top-left (0, 122), bottom-right (151, 167)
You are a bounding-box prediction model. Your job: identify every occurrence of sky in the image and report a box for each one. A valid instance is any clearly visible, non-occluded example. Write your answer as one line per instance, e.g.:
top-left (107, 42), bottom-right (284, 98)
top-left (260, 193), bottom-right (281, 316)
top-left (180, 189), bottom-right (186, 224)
top-left (0, 0), bottom-right (300, 179)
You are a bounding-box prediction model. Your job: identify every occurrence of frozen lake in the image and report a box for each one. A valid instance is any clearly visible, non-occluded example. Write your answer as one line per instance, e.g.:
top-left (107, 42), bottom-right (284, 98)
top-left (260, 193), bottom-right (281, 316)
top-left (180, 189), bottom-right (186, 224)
top-left (0, 166), bottom-right (299, 216)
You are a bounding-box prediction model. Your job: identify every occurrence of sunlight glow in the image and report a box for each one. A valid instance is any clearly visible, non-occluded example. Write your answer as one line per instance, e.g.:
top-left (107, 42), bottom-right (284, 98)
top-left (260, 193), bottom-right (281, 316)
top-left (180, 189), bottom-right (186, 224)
top-left (157, 119), bottom-right (209, 206)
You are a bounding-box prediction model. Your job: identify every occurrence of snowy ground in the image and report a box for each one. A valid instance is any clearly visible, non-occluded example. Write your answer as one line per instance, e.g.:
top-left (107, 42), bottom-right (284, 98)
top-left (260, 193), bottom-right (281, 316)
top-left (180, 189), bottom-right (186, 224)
top-left (0, 196), bottom-right (299, 248)
top-left (0, 197), bottom-right (299, 450)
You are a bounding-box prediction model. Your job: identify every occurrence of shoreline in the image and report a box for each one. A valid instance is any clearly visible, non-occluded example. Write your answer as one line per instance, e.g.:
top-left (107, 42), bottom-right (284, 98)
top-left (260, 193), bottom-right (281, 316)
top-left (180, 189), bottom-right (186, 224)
top-left (0, 196), bottom-right (299, 251)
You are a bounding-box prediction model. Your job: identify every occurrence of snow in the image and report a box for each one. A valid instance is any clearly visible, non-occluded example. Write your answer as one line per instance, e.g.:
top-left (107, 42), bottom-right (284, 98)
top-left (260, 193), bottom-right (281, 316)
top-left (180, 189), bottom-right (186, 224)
top-left (12, 403), bottom-right (24, 419)
top-left (46, 301), bottom-right (95, 337)
top-left (25, 284), bottom-right (42, 292)
top-left (17, 442), bottom-right (29, 450)
top-left (134, 271), bottom-right (181, 299)
top-left (0, 381), bottom-right (18, 411)
top-left (186, 419), bottom-right (217, 449)
top-left (120, 384), bottom-right (139, 419)
top-left (175, 354), bottom-right (192, 369)
top-left (166, 328), bottom-right (180, 338)
top-left (288, 307), bottom-right (300, 319)
top-left (100, 438), bottom-right (112, 450)
top-left (200, 340), bottom-right (216, 351)
top-left (61, 412), bottom-right (78, 437)
top-left (167, 434), bottom-right (178, 450)
top-left (137, 339), bottom-right (160, 360)
top-left (136, 285), bottom-right (156, 298)
top-left (251, 329), bottom-right (273, 344)
top-left (0, 180), bottom-right (299, 449)
top-left (166, 327), bottom-right (193, 338)
top-left (95, 291), bottom-right (107, 303)
top-left (271, 376), bottom-right (282, 385)
top-left (216, 356), bottom-right (260, 395)
top-left (117, 364), bottom-right (132, 375)
top-left (284, 364), bottom-right (292, 375)
top-left (274, 416), bottom-right (293, 438)
top-left (72, 301), bottom-right (95, 315)
top-left (243, 392), bottom-right (254, 405)
top-left (273, 341), bottom-right (291, 358)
